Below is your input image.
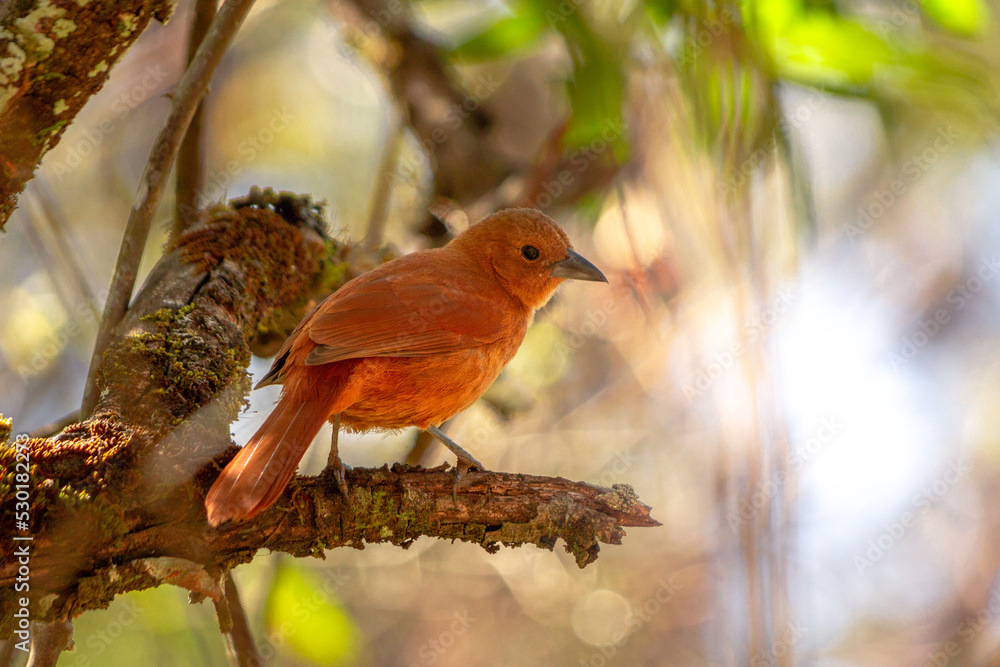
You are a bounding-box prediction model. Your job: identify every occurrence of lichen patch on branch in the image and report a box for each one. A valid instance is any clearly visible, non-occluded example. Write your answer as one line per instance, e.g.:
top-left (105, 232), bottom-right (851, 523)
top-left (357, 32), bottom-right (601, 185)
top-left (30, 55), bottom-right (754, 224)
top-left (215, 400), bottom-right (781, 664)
top-left (0, 0), bottom-right (177, 227)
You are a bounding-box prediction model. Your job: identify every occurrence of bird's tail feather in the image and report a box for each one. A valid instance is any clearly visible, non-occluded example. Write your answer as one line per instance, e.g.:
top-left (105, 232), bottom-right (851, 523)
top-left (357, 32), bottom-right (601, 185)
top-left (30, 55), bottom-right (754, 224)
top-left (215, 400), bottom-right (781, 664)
top-left (205, 389), bottom-right (331, 526)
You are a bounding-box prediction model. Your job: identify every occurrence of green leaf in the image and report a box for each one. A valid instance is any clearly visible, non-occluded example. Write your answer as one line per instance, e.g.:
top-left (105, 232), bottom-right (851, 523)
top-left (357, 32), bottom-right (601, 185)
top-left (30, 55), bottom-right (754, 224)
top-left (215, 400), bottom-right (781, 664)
top-left (447, 1), bottom-right (630, 160)
top-left (265, 563), bottom-right (360, 665)
top-left (743, 0), bottom-right (995, 120)
top-left (547, 7), bottom-right (629, 161)
top-left (919, 0), bottom-right (989, 35)
top-left (450, 2), bottom-right (549, 61)
top-left (749, 0), bottom-right (803, 34)
top-left (770, 15), bottom-right (896, 89)
top-left (564, 46), bottom-right (629, 161)
top-left (645, 0), bottom-right (678, 27)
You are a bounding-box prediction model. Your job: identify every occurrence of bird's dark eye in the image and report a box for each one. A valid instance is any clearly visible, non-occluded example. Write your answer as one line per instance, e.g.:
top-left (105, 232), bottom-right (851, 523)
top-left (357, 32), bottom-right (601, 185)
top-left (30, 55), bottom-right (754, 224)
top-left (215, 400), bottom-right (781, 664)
top-left (521, 245), bottom-right (540, 261)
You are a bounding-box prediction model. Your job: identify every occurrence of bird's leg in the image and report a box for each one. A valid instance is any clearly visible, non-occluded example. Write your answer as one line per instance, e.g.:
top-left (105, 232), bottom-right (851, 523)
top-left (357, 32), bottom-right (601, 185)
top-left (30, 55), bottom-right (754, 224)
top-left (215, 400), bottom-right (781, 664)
top-left (426, 424), bottom-right (483, 501)
top-left (327, 413), bottom-right (350, 499)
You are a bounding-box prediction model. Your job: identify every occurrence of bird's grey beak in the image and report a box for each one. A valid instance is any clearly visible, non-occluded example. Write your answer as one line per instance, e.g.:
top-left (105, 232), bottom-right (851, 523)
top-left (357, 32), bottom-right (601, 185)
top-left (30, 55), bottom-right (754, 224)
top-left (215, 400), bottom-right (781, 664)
top-left (552, 249), bottom-right (608, 283)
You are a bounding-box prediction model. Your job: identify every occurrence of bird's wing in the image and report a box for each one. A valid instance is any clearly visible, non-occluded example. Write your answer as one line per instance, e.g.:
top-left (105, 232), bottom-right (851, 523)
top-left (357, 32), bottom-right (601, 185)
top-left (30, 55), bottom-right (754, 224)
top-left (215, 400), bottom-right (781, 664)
top-left (304, 273), bottom-right (511, 365)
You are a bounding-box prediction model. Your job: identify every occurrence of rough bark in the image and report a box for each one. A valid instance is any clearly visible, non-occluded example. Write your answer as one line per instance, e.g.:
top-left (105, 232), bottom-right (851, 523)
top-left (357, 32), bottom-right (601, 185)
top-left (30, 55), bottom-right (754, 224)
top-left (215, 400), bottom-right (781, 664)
top-left (0, 188), bottom-right (658, 636)
top-left (0, 0), bottom-right (177, 229)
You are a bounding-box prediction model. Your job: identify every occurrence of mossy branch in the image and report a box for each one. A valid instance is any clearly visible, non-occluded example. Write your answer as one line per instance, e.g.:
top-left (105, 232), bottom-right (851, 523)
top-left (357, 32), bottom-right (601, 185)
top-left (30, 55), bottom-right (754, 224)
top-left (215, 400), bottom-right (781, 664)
top-left (0, 0), bottom-right (176, 229)
top-left (0, 189), bottom-right (658, 635)
top-left (80, 0), bottom-right (258, 416)
top-left (208, 464), bottom-right (659, 572)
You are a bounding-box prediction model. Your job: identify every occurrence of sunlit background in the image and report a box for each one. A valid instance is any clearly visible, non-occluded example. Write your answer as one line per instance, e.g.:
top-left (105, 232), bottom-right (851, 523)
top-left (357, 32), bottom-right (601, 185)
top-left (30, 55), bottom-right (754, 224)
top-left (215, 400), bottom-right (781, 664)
top-left (3, 0), bottom-right (1000, 664)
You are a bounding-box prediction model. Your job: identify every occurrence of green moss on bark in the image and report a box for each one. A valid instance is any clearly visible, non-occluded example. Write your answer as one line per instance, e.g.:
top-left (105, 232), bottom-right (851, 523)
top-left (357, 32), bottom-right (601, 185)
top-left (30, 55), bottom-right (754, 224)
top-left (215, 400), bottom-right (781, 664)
top-left (134, 304), bottom-right (251, 427)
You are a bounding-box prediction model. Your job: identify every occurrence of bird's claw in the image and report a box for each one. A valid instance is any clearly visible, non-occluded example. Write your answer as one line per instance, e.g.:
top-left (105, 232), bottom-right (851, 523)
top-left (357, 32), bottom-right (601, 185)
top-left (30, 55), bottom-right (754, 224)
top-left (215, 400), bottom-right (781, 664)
top-left (424, 424), bottom-right (484, 505)
top-left (333, 461), bottom-right (351, 500)
top-left (451, 452), bottom-right (483, 504)
top-left (327, 450), bottom-right (351, 501)
top-left (328, 415), bottom-right (350, 501)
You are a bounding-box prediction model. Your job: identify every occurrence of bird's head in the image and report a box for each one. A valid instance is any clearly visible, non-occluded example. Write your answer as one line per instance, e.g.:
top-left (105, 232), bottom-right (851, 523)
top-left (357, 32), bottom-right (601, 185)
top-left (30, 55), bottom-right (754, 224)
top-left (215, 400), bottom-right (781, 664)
top-left (450, 208), bottom-right (607, 310)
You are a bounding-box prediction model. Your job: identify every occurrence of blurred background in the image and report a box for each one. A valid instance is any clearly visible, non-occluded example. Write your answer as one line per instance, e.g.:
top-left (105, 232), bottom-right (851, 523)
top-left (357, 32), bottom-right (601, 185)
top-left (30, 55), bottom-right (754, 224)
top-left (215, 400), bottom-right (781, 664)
top-left (3, 0), bottom-right (1000, 664)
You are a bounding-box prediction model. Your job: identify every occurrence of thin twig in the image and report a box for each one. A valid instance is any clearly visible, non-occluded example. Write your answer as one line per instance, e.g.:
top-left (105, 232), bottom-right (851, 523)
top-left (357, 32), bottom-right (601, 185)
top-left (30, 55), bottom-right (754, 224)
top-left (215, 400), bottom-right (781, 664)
top-left (26, 178), bottom-right (101, 318)
top-left (174, 0), bottom-right (218, 241)
top-left (223, 573), bottom-right (262, 667)
top-left (81, 0), bottom-right (257, 416)
top-left (362, 115), bottom-right (403, 252)
top-left (26, 621), bottom-right (73, 667)
top-left (20, 194), bottom-right (78, 319)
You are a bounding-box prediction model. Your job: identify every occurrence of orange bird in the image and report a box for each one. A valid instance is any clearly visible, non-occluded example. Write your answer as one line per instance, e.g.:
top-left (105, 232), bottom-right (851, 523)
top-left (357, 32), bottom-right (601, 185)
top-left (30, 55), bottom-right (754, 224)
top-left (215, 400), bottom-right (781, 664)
top-left (205, 208), bottom-right (607, 526)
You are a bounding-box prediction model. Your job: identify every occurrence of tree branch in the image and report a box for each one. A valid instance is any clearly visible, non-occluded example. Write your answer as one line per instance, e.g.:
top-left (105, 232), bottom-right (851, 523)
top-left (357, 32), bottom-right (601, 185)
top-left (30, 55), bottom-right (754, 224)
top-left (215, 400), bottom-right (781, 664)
top-left (211, 464), bottom-right (659, 570)
top-left (0, 0), bottom-right (176, 229)
top-left (0, 189), bottom-right (658, 636)
top-left (3, 462), bottom-right (657, 630)
top-left (343, 0), bottom-right (623, 240)
top-left (174, 0), bottom-right (219, 240)
top-left (219, 573), bottom-right (262, 667)
top-left (361, 116), bottom-right (402, 253)
top-left (26, 620), bottom-right (72, 667)
top-left (1, 188), bottom-right (334, 636)
top-left (81, 0), bottom-right (257, 417)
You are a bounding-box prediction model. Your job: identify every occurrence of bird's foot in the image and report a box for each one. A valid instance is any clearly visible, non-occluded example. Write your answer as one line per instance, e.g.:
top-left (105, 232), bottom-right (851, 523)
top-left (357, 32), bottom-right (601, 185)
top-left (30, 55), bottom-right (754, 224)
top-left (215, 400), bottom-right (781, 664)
top-left (326, 452), bottom-right (351, 501)
top-left (451, 450), bottom-right (484, 502)
top-left (333, 460), bottom-right (351, 500)
top-left (426, 425), bottom-right (484, 504)
top-left (327, 414), bottom-right (349, 500)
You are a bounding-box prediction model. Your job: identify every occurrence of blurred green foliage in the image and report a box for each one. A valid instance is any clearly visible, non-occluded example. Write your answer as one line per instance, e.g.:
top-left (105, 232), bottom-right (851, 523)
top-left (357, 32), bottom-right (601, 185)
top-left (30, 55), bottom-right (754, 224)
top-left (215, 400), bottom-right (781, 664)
top-left (449, 0), bottom-right (551, 59)
top-left (920, 0), bottom-right (989, 34)
top-left (265, 562), bottom-right (360, 665)
top-left (449, 0), bottom-right (631, 161)
top-left (446, 0), bottom-right (996, 190)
